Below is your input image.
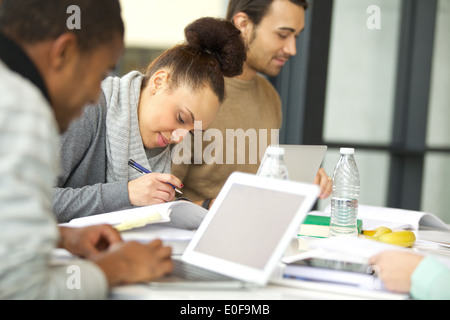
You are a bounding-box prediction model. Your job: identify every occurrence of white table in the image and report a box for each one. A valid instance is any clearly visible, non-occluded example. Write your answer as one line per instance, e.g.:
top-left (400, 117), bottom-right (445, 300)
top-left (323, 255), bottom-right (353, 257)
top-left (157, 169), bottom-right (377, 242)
top-left (109, 238), bottom-right (410, 301)
top-left (110, 279), bottom-right (409, 300)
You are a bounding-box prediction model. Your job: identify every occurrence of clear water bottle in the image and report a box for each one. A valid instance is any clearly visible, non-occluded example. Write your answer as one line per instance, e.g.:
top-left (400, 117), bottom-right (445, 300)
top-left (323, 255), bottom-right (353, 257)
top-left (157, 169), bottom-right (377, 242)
top-left (330, 148), bottom-right (360, 237)
top-left (257, 145), bottom-right (289, 180)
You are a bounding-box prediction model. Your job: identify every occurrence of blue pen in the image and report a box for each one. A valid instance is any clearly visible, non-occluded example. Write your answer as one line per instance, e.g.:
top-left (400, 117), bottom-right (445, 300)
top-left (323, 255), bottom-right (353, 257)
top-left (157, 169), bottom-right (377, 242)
top-left (128, 159), bottom-right (183, 194)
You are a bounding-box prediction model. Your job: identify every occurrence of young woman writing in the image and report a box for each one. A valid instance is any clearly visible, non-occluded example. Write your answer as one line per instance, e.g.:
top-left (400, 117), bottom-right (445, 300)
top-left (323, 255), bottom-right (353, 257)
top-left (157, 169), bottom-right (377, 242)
top-left (53, 17), bottom-right (246, 222)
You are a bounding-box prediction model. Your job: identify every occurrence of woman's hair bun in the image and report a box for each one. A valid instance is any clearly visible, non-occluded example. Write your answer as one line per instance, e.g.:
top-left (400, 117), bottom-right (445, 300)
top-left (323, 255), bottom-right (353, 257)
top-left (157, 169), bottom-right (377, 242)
top-left (184, 17), bottom-right (246, 78)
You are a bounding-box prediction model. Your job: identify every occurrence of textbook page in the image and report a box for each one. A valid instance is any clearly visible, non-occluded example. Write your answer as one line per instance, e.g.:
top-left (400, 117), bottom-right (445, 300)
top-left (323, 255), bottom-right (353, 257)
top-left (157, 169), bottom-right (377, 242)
top-left (121, 224), bottom-right (196, 254)
top-left (308, 236), bottom-right (411, 260)
top-left (62, 201), bottom-right (207, 231)
top-left (323, 204), bottom-right (450, 231)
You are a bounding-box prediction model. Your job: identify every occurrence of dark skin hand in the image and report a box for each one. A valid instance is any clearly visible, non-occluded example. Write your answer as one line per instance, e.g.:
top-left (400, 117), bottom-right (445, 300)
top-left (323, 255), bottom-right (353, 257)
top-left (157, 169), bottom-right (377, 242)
top-left (93, 239), bottom-right (174, 286)
top-left (58, 225), bottom-right (173, 287)
top-left (58, 224), bottom-right (122, 258)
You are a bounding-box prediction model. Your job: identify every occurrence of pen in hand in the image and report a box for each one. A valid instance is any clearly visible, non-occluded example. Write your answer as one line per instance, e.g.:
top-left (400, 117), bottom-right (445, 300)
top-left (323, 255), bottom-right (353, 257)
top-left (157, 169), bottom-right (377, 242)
top-left (128, 159), bottom-right (183, 195)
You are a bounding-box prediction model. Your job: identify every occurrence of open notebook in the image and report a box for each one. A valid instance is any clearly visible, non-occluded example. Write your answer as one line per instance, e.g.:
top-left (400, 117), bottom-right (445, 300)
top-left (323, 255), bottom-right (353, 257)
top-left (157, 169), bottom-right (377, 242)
top-left (148, 172), bottom-right (319, 289)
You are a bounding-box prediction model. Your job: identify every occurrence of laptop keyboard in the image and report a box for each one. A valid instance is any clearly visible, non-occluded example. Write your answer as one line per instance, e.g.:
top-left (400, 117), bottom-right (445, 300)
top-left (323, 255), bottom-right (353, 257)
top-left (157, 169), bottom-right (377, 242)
top-left (172, 259), bottom-right (236, 281)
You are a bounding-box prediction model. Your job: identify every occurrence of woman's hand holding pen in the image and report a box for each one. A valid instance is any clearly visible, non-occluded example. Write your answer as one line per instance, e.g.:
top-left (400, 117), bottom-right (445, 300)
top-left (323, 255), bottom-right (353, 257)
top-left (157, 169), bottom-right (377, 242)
top-left (127, 173), bottom-right (183, 206)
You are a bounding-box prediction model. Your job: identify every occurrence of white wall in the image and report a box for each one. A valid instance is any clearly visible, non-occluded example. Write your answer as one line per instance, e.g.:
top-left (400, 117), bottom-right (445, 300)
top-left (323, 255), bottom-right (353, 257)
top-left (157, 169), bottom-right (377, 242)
top-left (120, 0), bottom-right (228, 48)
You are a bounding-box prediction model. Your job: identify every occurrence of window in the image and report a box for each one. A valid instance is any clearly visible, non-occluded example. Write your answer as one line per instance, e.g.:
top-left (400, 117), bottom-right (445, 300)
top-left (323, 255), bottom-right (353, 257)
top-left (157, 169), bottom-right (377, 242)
top-left (323, 0), bottom-right (401, 145)
top-left (278, 0), bottom-right (448, 223)
top-left (319, 0), bottom-right (402, 210)
top-left (422, 0), bottom-right (450, 222)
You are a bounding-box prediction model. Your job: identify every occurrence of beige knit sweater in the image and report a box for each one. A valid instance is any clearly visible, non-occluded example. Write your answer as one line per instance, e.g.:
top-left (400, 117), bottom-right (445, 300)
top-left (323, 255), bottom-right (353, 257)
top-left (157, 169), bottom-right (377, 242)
top-left (172, 75), bottom-right (281, 202)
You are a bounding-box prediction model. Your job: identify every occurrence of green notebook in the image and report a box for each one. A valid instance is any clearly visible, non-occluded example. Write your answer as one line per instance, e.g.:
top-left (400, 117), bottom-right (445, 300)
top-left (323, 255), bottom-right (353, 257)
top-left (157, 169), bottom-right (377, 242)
top-left (298, 215), bottom-right (363, 238)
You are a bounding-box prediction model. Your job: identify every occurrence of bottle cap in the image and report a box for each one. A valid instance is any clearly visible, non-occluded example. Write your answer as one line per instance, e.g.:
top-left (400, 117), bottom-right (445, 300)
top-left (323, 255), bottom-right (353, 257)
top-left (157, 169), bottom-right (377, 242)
top-left (340, 148), bottom-right (355, 155)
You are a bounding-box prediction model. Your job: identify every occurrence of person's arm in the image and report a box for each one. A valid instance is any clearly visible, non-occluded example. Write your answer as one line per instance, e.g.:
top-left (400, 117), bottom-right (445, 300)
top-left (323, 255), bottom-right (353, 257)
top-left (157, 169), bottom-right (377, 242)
top-left (53, 104), bottom-right (132, 222)
top-left (54, 104), bottom-right (182, 222)
top-left (58, 225), bottom-right (122, 258)
top-left (369, 251), bottom-right (423, 294)
top-left (92, 240), bottom-right (173, 287)
top-left (53, 180), bottom-right (131, 222)
top-left (370, 251), bottom-right (450, 300)
top-left (410, 255), bottom-right (450, 300)
top-left (58, 225), bottom-right (173, 287)
top-left (0, 81), bottom-right (108, 299)
top-left (313, 168), bottom-right (333, 199)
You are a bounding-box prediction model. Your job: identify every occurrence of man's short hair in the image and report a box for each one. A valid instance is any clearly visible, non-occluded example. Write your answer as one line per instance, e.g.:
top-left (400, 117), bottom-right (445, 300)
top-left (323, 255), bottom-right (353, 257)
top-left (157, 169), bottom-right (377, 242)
top-left (0, 0), bottom-right (124, 50)
top-left (226, 0), bottom-right (308, 26)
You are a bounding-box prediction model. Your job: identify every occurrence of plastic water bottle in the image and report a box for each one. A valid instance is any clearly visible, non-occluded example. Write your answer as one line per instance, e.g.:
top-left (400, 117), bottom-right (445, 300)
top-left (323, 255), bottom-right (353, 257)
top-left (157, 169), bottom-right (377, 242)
top-left (257, 145), bottom-right (289, 180)
top-left (330, 148), bottom-right (360, 237)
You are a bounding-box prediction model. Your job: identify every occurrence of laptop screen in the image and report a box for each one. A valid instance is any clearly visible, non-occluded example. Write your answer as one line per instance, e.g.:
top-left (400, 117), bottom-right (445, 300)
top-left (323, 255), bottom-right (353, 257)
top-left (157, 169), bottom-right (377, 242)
top-left (191, 183), bottom-right (305, 270)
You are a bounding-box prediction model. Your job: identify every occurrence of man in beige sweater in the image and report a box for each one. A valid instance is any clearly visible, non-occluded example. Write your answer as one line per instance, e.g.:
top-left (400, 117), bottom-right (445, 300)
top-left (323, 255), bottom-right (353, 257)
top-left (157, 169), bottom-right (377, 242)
top-left (172, 0), bottom-right (332, 209)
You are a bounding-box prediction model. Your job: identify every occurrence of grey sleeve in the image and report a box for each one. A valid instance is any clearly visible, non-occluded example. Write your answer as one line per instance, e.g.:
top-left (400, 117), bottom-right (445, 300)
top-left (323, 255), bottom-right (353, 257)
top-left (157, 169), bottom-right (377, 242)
top-left (53, 102), bottom-right (132, 223)
top-left (2, 257), bottom-right (109, 299)
top-left (53, 180), bottom-right (132, 222)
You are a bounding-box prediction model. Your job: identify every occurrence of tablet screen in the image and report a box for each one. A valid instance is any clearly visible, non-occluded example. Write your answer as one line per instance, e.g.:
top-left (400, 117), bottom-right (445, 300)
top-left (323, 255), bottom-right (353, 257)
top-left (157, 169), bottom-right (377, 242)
top-left (192, 183), bottom-right (305, 270)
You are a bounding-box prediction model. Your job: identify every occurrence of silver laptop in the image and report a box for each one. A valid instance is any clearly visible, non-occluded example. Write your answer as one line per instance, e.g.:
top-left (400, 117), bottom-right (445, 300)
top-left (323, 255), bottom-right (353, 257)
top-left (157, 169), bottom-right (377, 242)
top-left (148, 171), bottom-right (319, 289)
top-left (278, 145), bottom-right (327, 183)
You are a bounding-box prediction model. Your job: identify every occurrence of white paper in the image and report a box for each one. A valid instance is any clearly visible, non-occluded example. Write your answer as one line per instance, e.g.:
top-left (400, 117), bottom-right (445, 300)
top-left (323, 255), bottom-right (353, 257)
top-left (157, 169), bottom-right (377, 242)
top-left (323, 204), bottom-right (450, 231)
top-left (121, 225), bottom-right (195, 242)
top-left (62, 204), bottom-right (172, 228)
top-left (308, 236), bottom-right (410, 260)
top-left (61, 201), bottom-right (208, 231)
